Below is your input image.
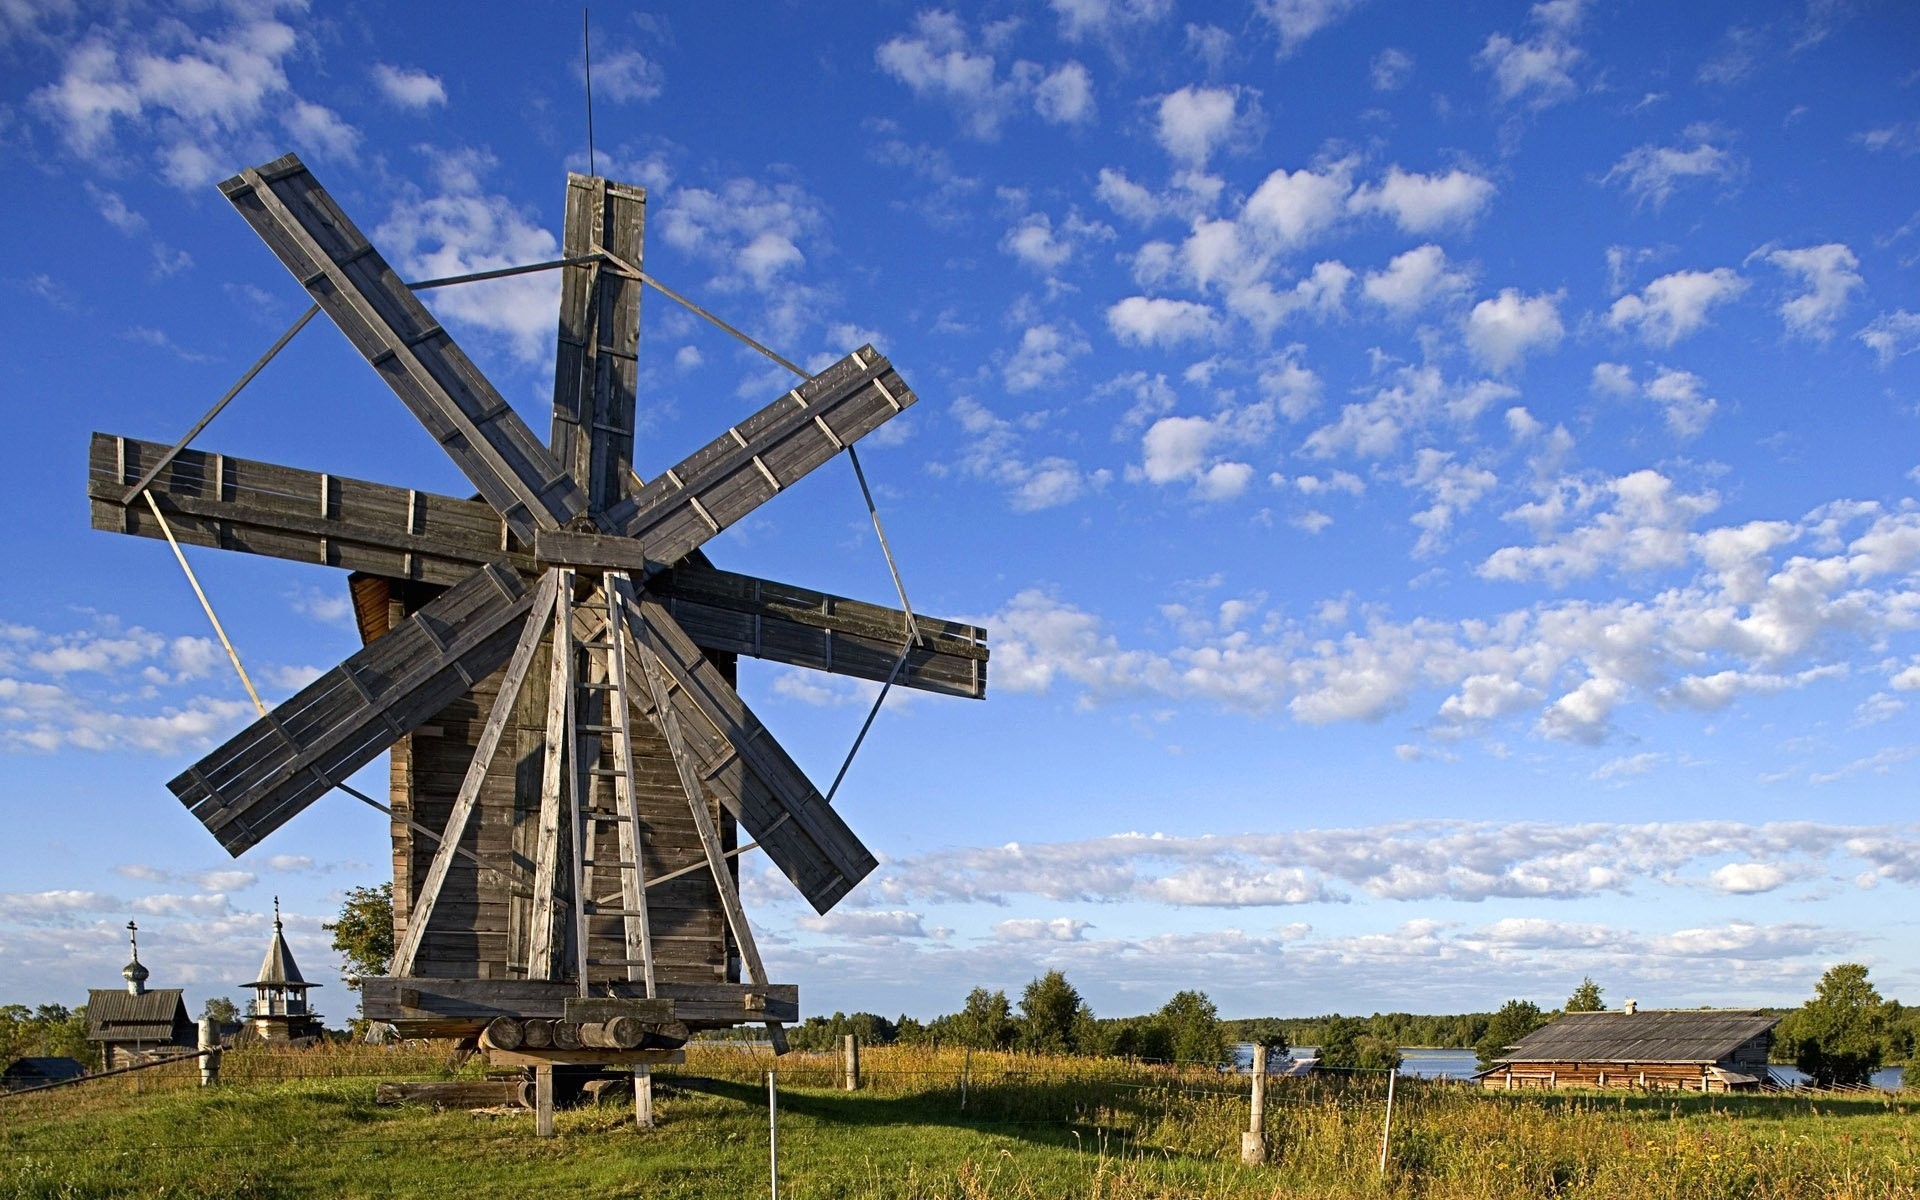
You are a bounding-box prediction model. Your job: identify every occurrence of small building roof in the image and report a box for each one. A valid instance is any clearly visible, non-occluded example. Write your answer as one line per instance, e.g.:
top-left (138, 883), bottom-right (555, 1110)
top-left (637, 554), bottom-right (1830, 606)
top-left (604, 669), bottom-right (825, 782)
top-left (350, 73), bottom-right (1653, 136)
top-left (85, 988), bottom-right (190, 1043)
top-left (1497, 1010), bottom-right (1778, 1065)
top-left (246, 898), bottom-right (318, 990)
top-left (2, 1057), bottom-right (87, 1083)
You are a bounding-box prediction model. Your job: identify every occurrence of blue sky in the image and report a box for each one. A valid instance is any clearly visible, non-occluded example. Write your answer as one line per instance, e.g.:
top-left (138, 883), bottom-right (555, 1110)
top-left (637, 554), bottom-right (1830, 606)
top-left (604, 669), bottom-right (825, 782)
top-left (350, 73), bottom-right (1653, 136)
top-left (2, 0), bottom-right (1918, 1026)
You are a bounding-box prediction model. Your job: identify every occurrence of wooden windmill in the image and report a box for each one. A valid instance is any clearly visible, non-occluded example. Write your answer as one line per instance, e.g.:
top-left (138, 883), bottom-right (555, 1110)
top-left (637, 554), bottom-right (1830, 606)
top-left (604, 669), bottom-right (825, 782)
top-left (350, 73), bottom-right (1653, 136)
top-left (86, 155), bottom-right (988, 1090)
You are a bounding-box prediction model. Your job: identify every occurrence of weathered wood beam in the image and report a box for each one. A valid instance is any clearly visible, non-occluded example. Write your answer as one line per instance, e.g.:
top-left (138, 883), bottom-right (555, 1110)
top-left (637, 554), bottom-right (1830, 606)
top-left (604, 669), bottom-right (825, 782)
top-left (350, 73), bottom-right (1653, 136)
top-left (391, 569), bottom-right (559, 977)
top-left (603, 573), bottom-right (655, 993)
top-left (616, 582), bottom-right (877, 914)
top-left (602, 346), bottom-right (915, 561)
top-left (528, 572), bottom-right (574, 980)
top-left (170, 563), bottom-right (536, 855)
top-left (550, 174), bottom-right (644, 514)
top-left (360, 977), bottom-right (796, 1026)
top-left (89, 433), bottom-right (526, 586)
top-left (219, 154), bottom-right (584, 540)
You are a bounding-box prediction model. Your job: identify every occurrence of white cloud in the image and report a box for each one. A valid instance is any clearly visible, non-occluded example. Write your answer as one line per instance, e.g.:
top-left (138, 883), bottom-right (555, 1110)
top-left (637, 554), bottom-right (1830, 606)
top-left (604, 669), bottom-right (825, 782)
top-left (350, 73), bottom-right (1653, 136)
top-left (1763, 243), bottom-right (1863, 341)
top-left (1107, 296), bottom-right (1221, 347)
top-left (1858, 310), bottom-right (1920, 366)
top-left (938, 397), bottom-right (1110, 511)
top-left (1607, 268), bottom-right (1748, 346)
top-left (1605, 138), bottom-right (1741, 209)
top-left (1050, 0), bottom-right (1172, 42)
top-left (1243, 161), bottom-right (1353, 248)
top-left (1154, 85), bottom-right (1247, 167)
top-left (1256, 0), bottom-right (1368, 58)
top-left (1643, 367), bottom-right (1719, 439)
top-left (371, 63), bottom-right (446, 109)
top-left (588, 47), bottom-right (664, 103)
top-left (1476, 2), bottom-right (1586, 108)
top-left (1004, 323), bottom-right (1090, 392)
top-left (1465, 288), bottom-right (1564, 372)
top-left (796, 909), bottom-right (928, 942)
top-left (993, 917), bottom-right (1091, 941)
top-left (1349, 167), bottom-right (1496, 234)
top-left (375, 148), bottom-right (563, 363)
top-left (1034, 61), bottom-right (1095, 125)
top-left (281, 101), bottom-right (359, 161)
top-left (1370, 47), bottom-right (1412, 90)
top-left (1481, 468), bottom-right (1718, 584)
top-left (1362, 244), bottom-right (1471, 315)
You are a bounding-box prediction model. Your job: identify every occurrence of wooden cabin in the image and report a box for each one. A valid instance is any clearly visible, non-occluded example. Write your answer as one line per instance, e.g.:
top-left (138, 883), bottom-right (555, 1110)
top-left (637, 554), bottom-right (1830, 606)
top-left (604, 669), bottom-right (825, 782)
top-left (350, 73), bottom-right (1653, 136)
top-left (1478, 1006), bottom-right (1778, 1092)
top-left (242, 899), bottom-right (325, 1044)
top-left (86, 922), bottom-right (196, 1069)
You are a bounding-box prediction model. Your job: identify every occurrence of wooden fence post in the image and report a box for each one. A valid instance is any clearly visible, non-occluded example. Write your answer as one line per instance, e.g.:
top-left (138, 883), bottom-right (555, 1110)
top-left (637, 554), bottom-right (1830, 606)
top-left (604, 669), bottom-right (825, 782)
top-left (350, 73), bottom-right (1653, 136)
top-left (843, 1033), bottom-right (861, 1091)
top-left (534, 1064), bottom-right (555, 1138)
top-left (768, 1069), bottom-right (780, 1200)
top-left (1377, 1065), bottom-right (1398, 1176)
top-left (197, 1017), bottom-right (221, 1088)
top-left (1241, 1043), bottom-right (1268, 1165)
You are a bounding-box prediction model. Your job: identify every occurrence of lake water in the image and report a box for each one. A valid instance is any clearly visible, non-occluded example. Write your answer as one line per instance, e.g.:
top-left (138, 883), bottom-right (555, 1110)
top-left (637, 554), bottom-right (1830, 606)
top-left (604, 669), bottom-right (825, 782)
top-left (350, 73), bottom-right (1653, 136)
top-left (1236, 1045), bottom-right (1906, 1091)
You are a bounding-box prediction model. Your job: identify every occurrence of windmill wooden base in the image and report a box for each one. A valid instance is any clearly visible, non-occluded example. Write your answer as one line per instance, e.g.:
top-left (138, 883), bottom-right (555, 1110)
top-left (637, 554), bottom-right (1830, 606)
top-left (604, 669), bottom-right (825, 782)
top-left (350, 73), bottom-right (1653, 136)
top-left (86, 153), bottom-right (989, 1137)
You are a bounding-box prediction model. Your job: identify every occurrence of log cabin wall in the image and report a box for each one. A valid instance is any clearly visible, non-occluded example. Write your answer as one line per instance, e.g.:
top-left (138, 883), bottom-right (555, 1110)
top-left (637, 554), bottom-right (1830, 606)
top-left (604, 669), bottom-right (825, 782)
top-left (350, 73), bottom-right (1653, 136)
top-left (383, 581), bottom-right (734, 986)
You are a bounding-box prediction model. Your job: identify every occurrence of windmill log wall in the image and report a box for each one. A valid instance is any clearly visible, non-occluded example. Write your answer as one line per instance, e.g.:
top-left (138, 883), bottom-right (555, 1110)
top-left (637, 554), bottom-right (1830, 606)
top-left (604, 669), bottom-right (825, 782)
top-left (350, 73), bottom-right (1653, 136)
top-left (369, 578), bottom-right (734, 989)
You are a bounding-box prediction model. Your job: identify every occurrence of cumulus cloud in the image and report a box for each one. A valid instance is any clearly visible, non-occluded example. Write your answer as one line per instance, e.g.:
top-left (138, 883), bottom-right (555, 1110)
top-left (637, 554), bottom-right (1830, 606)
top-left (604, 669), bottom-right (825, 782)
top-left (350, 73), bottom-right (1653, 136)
top-left (1257, 0), bottom-right (1368, 57)
top-left (1476, 0), bottom-right (1586, 108)
top-left (1763, 243), bottom-right (1863, 341)
top-left (371, 63), bottom-right (446, 109)
top-left (1605, 136), bottom-right (1741, 209)
top-left (1050, 0), bottom-right (1172, 42)
top-left (1154, 85), bottom-right (1256, 167)
top-left (935, 397), bottom-right (1111, 511)
top-left (1003, 323), bottom-right (1090, 392)
top-left (877, 10), bottom-right (1098, 138)
top-left (1107, 296), bottom-right (1221, 347)
top-left (1607, 268), bottom-right (1748, 346)
top-left (1362, 244), bottom-right (1471, 315)
top-left (1465, 288), bottom-right (1564, 372)
top-left (1348, 166), bottom-right (1496, 234)
top-left (1370, 47), bottom-right (1412, 91)
top-left (1857, 310), bottom-right (1920, 366)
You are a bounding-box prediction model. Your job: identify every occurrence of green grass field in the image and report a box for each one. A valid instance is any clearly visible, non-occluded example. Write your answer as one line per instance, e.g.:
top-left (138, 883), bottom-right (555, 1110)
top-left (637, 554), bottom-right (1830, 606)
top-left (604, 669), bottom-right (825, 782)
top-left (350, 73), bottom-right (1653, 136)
top-left (2, 1044), bottom-right (1914, 1199)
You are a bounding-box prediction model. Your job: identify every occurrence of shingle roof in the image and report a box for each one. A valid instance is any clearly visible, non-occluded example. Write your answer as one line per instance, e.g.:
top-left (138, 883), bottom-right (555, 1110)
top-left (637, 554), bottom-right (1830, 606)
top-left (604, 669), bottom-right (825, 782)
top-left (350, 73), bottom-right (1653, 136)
top-left (1498, 1010), bottom-right (1777, 1065)
top-left (246, 925), bottom-right (316, 989)
top-left (85, 988), bottom-right (191, 1044)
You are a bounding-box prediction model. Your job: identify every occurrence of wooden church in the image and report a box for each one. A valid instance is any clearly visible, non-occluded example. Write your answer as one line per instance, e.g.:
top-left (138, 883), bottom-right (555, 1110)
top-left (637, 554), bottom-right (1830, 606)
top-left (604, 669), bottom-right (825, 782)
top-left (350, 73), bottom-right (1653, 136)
top-left (241, 899), bottom-right (324, 1044)
top-left (85, 922), bottom-right (195, 1070)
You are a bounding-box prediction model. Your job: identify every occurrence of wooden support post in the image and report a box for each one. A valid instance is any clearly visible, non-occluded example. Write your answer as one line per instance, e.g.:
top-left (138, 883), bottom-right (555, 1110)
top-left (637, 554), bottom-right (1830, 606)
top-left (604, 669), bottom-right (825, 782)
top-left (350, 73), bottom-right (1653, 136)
top-left (767, 1069), bottom-right (780, 1200)
top-left (534, 1063), bottom-right (555, 1138)
top-left (843, 1033), bottom-right (860, 1091)
top-left (1378, 1064), bottom-right (1397, 1176)
top-left (635, 1066), bottom-right (655, 1130)
top-left (1241, 1043), bottom-right (1266, 1164)
top-left (198, 1017), bottom-right (221, 1088)
top-left (530, 571), bottom-right (575, 979)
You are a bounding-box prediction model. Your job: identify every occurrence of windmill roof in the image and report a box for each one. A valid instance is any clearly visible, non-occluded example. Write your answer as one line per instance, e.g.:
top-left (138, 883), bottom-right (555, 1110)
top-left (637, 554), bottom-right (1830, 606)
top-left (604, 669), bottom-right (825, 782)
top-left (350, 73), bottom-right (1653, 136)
top-left (246, 926), bottom-right (316, 989)
top-left (85, 989), bottom-right (190, 1043)
top-left (1497, 1010), bottom-right (1778, 1065)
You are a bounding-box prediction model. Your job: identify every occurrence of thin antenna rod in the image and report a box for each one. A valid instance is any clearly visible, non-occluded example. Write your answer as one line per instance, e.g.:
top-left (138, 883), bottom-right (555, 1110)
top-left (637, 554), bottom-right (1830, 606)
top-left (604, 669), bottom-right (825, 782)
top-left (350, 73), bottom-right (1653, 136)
top-left (583, 8), bottom-right (597, 177)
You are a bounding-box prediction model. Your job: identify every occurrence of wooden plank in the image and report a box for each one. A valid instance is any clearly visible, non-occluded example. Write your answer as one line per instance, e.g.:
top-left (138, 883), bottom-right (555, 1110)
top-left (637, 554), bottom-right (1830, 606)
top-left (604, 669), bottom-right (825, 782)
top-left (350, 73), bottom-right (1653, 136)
top-left (602, 347), bottom-right (915, 561)
top-left (360, 977), bottom-right (797, 1025)
top-left (528, 573), bottom-right (574, 979)
top-left (550, 174), bottom-right (644, 514)
top-left (218, 155), bottom-right (584, 540)
top-left (90, 433), bottom-right (523, 585)
top-left (624, 590), bottom-right (876, 913)
top-left (169, 563), bottom-right (535, 855)
top-left (374, 1080), bottom-right (525, 1108)
top-left (391, 570), bottom-right (558, 976)
top-left (488, 1048), bottom-right (685, 1069)
top-left (604, 573), bottom-right (654, 992)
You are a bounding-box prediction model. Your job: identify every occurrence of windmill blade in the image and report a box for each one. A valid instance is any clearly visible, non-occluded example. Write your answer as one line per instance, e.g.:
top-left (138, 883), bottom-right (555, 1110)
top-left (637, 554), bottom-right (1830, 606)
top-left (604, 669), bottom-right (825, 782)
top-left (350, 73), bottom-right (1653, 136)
top-left (218, 154), bottom-right (584, 541)
top-left (171, 563), bottom-right (538, 856)
top-left (90, 433), bottom-right (529, 587)
top-left (597, 346), bottom-right (915, 562)
top-left (614, 583), bottom-right (876, 914)
top-left (653, 558), bottom-right (989, 700)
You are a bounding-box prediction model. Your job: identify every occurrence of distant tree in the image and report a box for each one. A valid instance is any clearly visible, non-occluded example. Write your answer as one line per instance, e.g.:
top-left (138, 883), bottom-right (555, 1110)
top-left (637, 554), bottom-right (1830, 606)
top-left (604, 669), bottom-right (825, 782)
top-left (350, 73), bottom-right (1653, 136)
top-left (1475, 999), bottom-right (1548, 1071)
top-left (895, 1014), bottom-right (928, 1045)
top-left (200, 997), bottom-right (240, 1025)
top-left (1016, 971), bottom-right (1084, 1055)
top-left (1793, 963), bottom-right (1885, 1089)
top-left (1566, 977), bottom-right (1605, 1013)
top-left (953, 988), bottom-right (1016, 1050)
top-left (1157, 990), bottom-right (1226, 1064)
top-left (1316, 1014), bottom-right (1366, 1068)
top-left (325, 883), bottom-right (394, 990)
